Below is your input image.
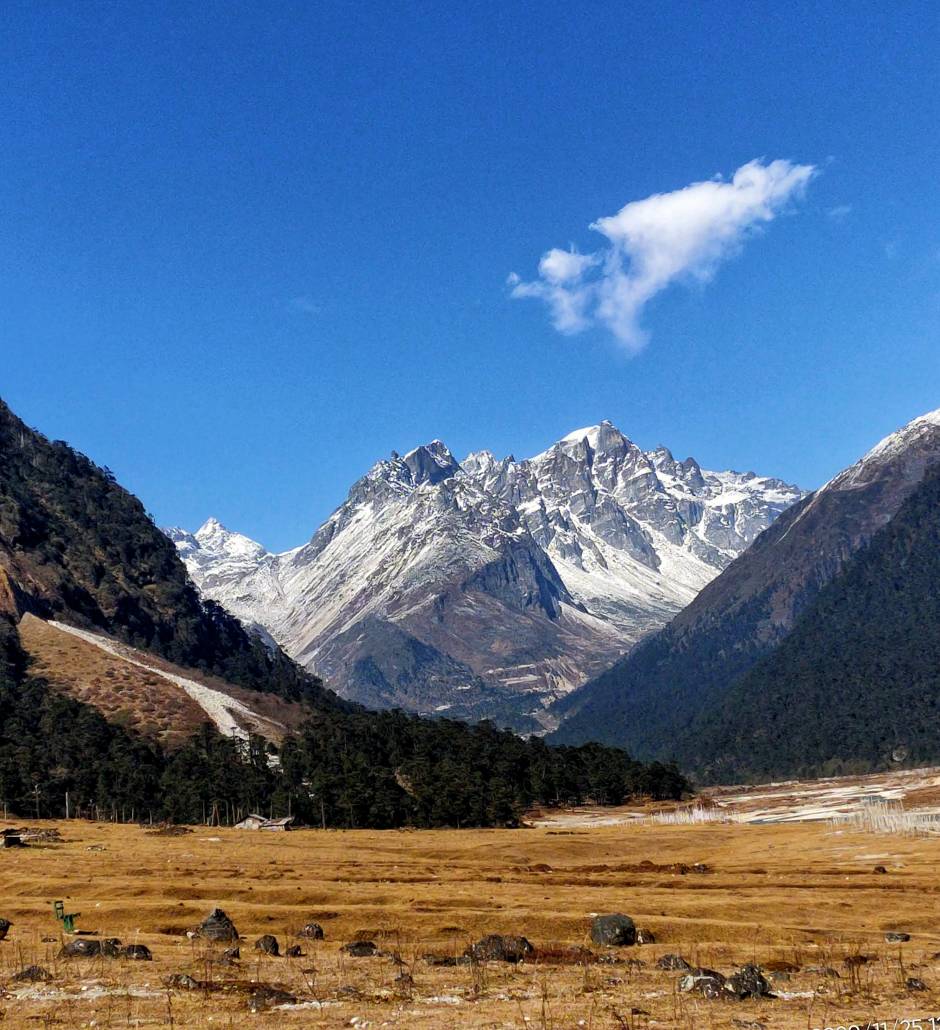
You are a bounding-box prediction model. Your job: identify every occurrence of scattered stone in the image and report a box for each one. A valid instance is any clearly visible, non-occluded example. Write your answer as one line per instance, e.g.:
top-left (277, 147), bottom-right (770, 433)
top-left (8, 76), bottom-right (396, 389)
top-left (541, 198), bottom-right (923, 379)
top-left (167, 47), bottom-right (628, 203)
top-left (724, 964), bottom-right (774, 999)
top-left (873, 865), bottom-right (888, 874)
top-left (732, 1021), bottom-right (767, 1030)
top-left (221, 946), bottom-right (240, 963)
top-left (164, 973), bottom-right (202, 990)
top-left (0, 918), bottom-right (11, 941)
top-left (394, 971), bottom-right (415, 994)
top-left (423, 953), bottom-right (466, 967)
top-left (195, 907), bottom-right (239, 943)
top-left (285, 944), bottom-right (304, 957)
top-left (635, 928), bottom-right (656, 945)
top-left (767, 970), bottom-right (790, 982)
top-left (678, 969), bottom-right (726, 999)
top-left (907, 977), bottom-right (928, 992)
top-left (691, 863), bottom-right (711, 874)
top-left (121, 944), bottom-right (152, 961)
top-left (22, 827), bottom-right (63, 844)
top-left (337, 985), bottom-right (362, 999)
top-left (657, 954), bottom-right (691, 971)
top-left (805, 965), bottom-right (841, 978)
top-left (11, 965), bottom-right (52, 983)
top-left (844, 954), bottom-right (872, 968)
top-left (254, 934), bottom-right (279, 956)
top-left (59, 938), bottom-right (101, 958)
top-left (101, 937), bottom-right (122, 958)
top-left (464, 934), bottom-right (534, 963)
top-left (342, 940), bottom-right (378, 957)
top-left (145, 825), bottom-right (193, 837)
top-left (246, 985), bottom-right (296, 1012)
top-left (296, 921), bottom-right (324, 940)
top-left (590, 914), bottom-right (636, 947)
top-left (886, 931), bottom-right (911, 943)
top-left (40, 935), bottom-right (57, 943)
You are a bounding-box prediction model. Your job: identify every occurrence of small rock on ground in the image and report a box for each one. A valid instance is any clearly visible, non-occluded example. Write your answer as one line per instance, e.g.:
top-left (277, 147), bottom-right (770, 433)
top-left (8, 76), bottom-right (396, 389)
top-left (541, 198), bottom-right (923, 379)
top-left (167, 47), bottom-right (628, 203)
top-left (657, 954), bottom-right (691, 971)
top-left (296, 922), bottom-right (324, 939)
top-left (255, 934), bottom-right (279, 956)
top-left (121, 944), bottom-right (152, 960)
top-left (464, 934), bottom-right (533, 963)
top-left (590, 914), bottom-right (636, 947)
top-left (11, 965), bottom-right (52, 983)
top-left (59, 939), bottom-right (102, 958)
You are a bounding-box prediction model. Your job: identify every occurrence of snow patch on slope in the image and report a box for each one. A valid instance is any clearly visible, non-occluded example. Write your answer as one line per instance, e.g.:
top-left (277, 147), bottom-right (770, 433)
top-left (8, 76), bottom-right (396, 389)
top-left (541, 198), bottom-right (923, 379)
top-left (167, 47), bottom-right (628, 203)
top-left (48, 621), bottom-right (280, 742)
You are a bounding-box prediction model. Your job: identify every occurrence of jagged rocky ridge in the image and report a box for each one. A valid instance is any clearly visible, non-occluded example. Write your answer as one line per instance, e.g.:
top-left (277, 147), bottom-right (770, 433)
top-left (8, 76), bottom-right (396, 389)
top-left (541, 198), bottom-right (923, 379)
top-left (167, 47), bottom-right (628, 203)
top-left (170, 422), bottom-right (802, 731)
top-left (550, 409), bottom-right (940, 773)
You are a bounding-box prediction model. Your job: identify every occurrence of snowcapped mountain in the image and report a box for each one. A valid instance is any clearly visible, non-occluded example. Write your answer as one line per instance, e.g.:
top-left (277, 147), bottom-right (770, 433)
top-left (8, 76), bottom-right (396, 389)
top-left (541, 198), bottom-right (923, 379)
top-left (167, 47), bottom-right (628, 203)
top-left (169, 423), bottom-right (803, 730)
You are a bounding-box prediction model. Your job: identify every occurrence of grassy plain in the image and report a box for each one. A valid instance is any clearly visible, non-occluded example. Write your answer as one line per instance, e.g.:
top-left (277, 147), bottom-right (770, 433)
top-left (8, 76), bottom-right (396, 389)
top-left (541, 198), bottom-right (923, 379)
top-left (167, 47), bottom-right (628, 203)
top-left (2, 802), bottom-right (940, 1028)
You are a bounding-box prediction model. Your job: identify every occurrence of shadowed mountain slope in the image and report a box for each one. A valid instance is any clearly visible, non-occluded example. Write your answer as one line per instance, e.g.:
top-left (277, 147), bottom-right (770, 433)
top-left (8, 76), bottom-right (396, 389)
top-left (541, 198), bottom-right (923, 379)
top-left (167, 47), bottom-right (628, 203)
top-left (550, 410), bottom-right (940, 771)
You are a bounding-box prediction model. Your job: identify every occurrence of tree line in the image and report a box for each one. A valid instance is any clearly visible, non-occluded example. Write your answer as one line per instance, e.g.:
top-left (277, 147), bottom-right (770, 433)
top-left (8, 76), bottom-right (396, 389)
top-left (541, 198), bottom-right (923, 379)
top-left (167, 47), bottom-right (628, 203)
top-left (0, 618), bottom-right (687, 828)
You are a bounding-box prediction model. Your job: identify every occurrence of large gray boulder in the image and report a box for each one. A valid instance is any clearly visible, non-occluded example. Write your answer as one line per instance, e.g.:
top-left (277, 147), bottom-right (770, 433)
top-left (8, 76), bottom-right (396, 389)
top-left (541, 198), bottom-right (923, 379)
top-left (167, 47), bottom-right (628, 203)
top-left (195, 907), bottom-right (239, 942)
top-left (590, 914), bottom-right (636, 947)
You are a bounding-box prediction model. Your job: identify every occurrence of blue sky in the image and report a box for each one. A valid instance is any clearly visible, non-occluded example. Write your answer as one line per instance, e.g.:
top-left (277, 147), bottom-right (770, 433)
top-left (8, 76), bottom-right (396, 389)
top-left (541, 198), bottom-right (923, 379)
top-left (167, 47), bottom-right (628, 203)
top-left (2, 1), bottom-right (939, 551)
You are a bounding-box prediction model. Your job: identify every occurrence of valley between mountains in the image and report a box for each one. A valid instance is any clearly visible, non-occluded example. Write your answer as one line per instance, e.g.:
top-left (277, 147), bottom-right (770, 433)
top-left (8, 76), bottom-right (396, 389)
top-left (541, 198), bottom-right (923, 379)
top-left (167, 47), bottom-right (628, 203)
top-left (169, 421), bottom-right (802, 731)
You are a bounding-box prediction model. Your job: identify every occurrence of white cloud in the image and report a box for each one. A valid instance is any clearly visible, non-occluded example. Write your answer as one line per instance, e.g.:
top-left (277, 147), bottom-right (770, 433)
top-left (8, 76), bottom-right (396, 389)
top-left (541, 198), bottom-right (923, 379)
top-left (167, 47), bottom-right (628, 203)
top-left (827, 204), bottom-right (852, 220)
top-left (511, 158), bottom-right (816, 352)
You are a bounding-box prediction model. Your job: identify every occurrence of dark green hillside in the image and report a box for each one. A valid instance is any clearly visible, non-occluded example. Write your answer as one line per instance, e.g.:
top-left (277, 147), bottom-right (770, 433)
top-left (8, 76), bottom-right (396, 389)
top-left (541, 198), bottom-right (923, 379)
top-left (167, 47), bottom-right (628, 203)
top-left (692, 462), bottom-right (940, 782)
top-left (551, 412), bottom-right (940, 769)
top-left (0, 399), bottom-right (341, 707)
top-left (0, 397), bottom-right (686, 825)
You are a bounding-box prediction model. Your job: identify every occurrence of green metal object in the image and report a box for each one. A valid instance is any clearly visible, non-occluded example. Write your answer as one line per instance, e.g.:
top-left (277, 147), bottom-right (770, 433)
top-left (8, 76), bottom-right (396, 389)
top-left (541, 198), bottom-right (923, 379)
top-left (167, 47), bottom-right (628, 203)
top-left (53, 900), bottom-right (80, 933)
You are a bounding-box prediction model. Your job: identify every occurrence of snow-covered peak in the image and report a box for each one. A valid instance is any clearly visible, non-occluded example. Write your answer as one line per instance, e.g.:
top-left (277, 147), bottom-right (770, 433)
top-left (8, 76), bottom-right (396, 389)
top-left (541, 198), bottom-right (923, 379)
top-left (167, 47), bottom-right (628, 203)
top-left (461, 449), bottom-right (498, 476)
top-left (167, 420), bottom-right (804, 729)
top-left (541, 420), bottom-right (635, 461)
top-left (857, 407), bottom-right (940, 466)
top-left (193, 518), bottom-right (268, 561)
top-left (827, 407), bottom-right (940, 492)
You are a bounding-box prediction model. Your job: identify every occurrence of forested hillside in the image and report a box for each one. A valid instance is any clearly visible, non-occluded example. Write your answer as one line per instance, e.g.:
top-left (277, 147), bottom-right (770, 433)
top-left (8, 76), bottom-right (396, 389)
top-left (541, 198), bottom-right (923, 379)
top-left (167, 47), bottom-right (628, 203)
top-left (0, 398), bottom-right (686, 824)
top-left (690, 462), bottom-right (940, 782)
top-left (0, 399), bottom-right (340, 709)
top-left (550, 409), bottom-right (940, 773)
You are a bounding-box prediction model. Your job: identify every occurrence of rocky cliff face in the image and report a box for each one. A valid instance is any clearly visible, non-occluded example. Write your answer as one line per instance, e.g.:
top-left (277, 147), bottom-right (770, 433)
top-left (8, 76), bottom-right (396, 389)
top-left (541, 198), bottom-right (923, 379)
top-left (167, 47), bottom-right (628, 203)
top-left (169, 423), bottom-right (802, 730)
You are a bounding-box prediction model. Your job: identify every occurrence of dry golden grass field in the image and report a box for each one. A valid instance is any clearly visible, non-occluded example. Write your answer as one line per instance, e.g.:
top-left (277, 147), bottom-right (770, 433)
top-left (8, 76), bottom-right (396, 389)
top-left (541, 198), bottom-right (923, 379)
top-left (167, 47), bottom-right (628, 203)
top-left (3, 788), bottom-right (940, 1029)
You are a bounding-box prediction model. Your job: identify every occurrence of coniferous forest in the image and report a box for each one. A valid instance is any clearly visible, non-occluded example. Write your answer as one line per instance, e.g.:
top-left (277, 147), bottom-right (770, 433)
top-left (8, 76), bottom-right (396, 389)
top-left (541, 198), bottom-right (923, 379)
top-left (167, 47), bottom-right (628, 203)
top-left (0, 399), bottom-right (687, 826)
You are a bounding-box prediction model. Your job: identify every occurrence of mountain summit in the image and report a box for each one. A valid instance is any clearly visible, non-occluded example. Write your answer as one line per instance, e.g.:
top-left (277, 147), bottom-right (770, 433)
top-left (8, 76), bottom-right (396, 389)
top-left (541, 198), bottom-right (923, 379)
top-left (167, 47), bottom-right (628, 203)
top-left (171, 422), bottom-right (802, 729)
